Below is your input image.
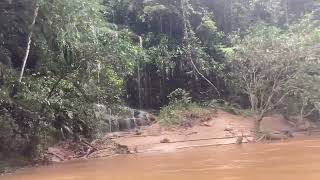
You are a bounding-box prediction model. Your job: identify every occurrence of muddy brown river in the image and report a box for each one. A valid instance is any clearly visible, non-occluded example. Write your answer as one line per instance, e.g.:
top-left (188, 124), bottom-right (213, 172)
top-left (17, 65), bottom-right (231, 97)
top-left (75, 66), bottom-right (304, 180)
top-left (3, 138), bottom-right (320, 180)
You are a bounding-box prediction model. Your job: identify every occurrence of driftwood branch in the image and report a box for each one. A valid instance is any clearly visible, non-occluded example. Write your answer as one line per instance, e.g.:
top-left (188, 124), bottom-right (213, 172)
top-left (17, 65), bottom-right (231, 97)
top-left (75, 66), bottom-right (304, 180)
top-left (45, 152), bottom-right (65, 161)
top-left (80, 139), bottom-right (98, 151)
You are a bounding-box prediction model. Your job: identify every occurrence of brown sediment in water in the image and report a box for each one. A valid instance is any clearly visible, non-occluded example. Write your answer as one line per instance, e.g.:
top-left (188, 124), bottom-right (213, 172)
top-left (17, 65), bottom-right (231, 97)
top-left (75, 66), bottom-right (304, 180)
top-left (3, 138), bottom-right (320, 180)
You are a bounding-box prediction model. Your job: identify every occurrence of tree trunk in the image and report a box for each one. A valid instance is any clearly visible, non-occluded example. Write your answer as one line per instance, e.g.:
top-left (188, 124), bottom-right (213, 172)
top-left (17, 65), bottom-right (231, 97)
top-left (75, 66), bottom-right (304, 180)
top-left (169, 18), bottom-right (173, 37)
top-left (144, 65), bottom-right (148, 107)
top-left (137, 36), bottom-right (143, 108)
top-left (180, 0), bottom-right (188, 45)
top-left (223, 0), bottom-right (229, 32)
top-left (159, 15), bottom-right (163, 33)
top-left (19, 4), bottom-right (39, 83)
top-left (229, 0), bottom-right (233, 32)
top-left (254, 116), bottom-right (263, 136)
top-left (299, 103), bottom-right (305, 124)
top-left (161, 61), bottom-right (167, 104)
top-left (284, 0), bottom-right (289, 27)
top-left (250, 93), bottom-right (258, 112)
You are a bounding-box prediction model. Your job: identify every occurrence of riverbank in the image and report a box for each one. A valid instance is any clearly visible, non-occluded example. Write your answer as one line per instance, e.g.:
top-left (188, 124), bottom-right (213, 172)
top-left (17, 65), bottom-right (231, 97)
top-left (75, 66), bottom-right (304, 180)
top-left (45, 110), bottom-right (320, 160)
top-left (2, 109), bottom-right (320, 175)
top-left (113, 110), bottom-right (320, 153)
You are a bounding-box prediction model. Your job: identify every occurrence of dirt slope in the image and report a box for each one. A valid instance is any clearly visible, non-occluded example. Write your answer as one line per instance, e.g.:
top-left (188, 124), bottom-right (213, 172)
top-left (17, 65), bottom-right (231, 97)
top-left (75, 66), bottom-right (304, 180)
top-left (114, 110), bottom-right (320, 153)
top-left (114, 110), bottom-right (254, 153)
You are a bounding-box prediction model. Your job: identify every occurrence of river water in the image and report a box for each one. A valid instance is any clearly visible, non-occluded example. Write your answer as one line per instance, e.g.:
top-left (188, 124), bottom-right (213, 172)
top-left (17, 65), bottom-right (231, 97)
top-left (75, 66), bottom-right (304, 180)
top-left (3, 138), bottom-right (320, 180)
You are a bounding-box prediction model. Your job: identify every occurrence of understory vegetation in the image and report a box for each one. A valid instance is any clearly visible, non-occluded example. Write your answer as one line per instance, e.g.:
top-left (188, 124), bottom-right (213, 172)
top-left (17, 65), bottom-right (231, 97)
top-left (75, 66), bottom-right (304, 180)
top-left (0, 0), bottom-right (320, 164)
top-left (159, 88), bottom-right (211, 126)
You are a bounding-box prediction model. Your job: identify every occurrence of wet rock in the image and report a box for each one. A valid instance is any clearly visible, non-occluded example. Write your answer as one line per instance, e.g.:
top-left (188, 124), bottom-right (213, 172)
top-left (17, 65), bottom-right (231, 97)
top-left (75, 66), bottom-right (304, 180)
top-left (134, 147), bottom-right (138, 153)
top-left (134, 110), bottom-right (153, 127)
top-left (160, 138), bottom-right (170, 143)
top-left (236, 136), bottom-right (243, 144)
top-left (118, 118), bottom-right (135, 131)
top-left (93, 104), bottom-right (119, 132)
top-left (134, 130), bottom-right (142, 135)
top-left (266, 134), bottom-right (287, 140)
top-left (282, 130), bottom-right (294, 138)
top-left (93, 105), bottom-right (157, 132)
top-left (115, 144), bottom-right (130, 154)
top-left (200, 122), bottom-right (211, 127)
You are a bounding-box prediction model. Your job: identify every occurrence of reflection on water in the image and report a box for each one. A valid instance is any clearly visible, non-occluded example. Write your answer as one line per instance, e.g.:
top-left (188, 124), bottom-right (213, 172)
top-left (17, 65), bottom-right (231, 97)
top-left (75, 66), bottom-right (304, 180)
top-left (3, 139), bottom-right (320, 180)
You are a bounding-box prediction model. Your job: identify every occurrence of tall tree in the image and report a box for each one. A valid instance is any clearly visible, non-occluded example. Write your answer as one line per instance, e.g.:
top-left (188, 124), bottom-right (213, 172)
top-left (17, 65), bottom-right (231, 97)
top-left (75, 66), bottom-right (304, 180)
top-left (18, 2), bottom-right (39, 83)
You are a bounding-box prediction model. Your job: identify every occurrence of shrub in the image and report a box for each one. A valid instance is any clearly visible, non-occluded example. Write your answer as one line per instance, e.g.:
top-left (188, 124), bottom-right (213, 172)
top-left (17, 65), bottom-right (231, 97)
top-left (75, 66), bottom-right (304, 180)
top-left (159, 89), bottom-right (211, 126)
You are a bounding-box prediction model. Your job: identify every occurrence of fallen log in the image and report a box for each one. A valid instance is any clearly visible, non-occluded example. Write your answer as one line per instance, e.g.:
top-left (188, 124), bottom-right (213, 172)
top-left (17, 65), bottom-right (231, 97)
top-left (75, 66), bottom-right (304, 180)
top-left (167, 135), bottom-right (252, 144)
top-left (45, 152), bottom-right (65, 162)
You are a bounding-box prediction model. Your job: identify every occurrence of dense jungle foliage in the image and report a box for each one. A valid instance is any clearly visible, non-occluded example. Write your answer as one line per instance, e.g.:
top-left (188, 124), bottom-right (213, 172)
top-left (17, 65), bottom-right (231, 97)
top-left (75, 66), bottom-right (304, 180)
top-left (0, 0), bottom-right (320, 160)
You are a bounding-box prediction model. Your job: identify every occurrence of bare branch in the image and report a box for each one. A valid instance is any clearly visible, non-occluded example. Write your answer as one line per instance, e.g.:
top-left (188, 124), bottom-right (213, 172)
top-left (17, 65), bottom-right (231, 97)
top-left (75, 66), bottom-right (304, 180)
top-left (190, 58), bottom-right (221, 97)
